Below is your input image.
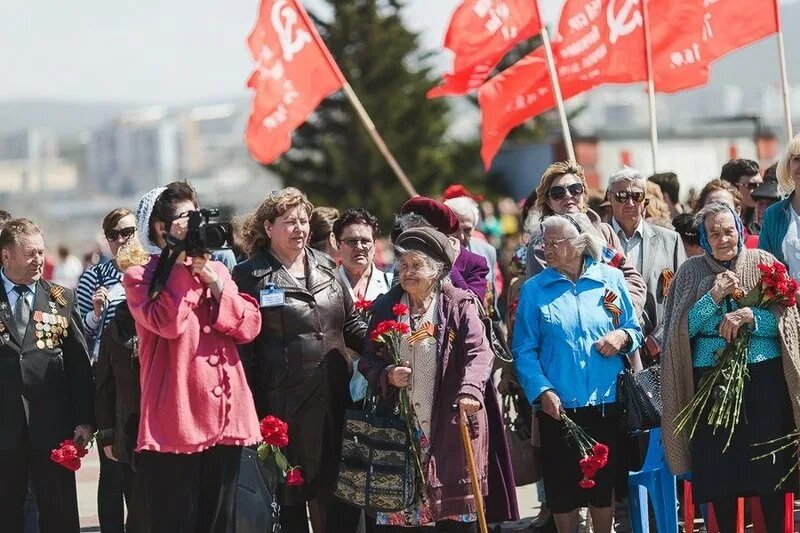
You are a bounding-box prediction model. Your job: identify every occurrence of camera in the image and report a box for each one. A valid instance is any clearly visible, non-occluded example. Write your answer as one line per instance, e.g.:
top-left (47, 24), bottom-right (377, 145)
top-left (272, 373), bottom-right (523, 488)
top-left (184, 208), bottom-right (233, 257)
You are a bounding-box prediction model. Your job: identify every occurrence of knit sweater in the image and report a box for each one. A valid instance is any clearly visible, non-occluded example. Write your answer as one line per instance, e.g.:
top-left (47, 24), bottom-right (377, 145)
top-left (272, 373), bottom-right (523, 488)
top-left (661, 248), bottom-right (800, 476)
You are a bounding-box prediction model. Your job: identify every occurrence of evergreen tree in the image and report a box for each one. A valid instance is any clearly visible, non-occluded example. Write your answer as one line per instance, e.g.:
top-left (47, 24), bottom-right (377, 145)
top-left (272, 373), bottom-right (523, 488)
top-left (272, 0), bottom-right (479, 224)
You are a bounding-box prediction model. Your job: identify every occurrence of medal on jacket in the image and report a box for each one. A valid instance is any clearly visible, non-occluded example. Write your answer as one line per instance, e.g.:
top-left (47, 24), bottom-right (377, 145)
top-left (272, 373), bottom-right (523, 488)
top-left (49, 285), bottom-right (67, 307)
top-left (603, 289), bottom-right (622, 328)
top-left (33, 311), bottom-right (68, 350)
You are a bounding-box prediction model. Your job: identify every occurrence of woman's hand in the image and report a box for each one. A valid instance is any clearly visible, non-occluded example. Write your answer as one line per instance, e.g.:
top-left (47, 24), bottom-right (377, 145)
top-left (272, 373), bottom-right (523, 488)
top-left (387, 362), bottom-right (412, 388)
top-left (594, 330), bottom-right (629, 357)
top-left (539, 390), bottom-right (563, 421)
top-left (719, 307), bottom-right (754, 343)
top-left (711, 271), bottom-right (741, 304)
top-left (190, 254), bottom-right (219, 285)
top-left (91, 286), bottom-right (108, 317)
top-left (103, 445), bottom-right (118, 462)
top-left (456, 394), bottom-right (482, 416)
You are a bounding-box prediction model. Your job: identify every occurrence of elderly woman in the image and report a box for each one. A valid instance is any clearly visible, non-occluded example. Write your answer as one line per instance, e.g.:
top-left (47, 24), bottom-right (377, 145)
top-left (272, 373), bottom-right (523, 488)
top-left (526, 161), bottom-right (646, 321)
top-left (359, 227), bottom-right (516, 531)
top-left (233, 188), bottom-right (366, 533)
top-left (760, 133), bottom-right (800, 281)
top-left (512, 214), bottom-right (642, 533)
top-left (662, 202), bottom-right (800, 532)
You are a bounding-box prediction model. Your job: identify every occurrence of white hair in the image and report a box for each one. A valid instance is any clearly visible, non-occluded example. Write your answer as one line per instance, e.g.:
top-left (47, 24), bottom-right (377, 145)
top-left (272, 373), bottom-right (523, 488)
top-left (443, 197), bottom-right (480, 226)
top-left (608, 166), bottom-right (646, 190)
top-left (394, 247), bottom-right (449, 282)
top-left (541, 213), bottom-right (605, 261)
top-left (694, 201), bottom-right (736, 230)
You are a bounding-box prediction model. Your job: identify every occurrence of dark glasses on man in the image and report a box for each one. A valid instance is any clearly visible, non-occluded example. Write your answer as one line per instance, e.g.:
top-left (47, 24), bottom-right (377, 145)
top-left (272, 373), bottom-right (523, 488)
top-left (742, 182), bottom-right (760, 192)
top-left (105, 227), bottom-right (136, 241)
top-left (548, 183), bottom-right (584, 201)
top-left (612, 191), bottom-right (646, 204)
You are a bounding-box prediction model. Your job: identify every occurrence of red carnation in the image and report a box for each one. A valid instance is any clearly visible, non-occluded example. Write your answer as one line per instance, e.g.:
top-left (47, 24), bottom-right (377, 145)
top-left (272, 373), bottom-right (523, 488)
top-left (394, 322), bottom-right (411, 335)
top-left (392, 304), bottom-right (409, 317)
top-left (50, 448), bottom-right (64, 464)
top-left (62, 457), bottom-right (82, 471)
top-left (758, 263), bottom-right (772, 274)
top-left (371, 320), bottom-right (398, 341)
top-left (260, 415), bottom-right (289, 448)
top-left (286, 467), bottom-right (305, 486)
top-left (579, 478), bottom-right (596, 489)
top-left (774, 262), bottom-right (788, 275)
top-left (355, 299), bottom-right (373, 311)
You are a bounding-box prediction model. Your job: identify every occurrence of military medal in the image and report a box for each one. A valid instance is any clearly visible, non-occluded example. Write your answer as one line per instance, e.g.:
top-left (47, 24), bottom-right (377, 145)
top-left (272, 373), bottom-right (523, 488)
top-left (37, 340), bottom-right (46, 349)
top-left (0, 322), bottom-right (5, 333)
top-left (49, 285), bottom-right (68, 307)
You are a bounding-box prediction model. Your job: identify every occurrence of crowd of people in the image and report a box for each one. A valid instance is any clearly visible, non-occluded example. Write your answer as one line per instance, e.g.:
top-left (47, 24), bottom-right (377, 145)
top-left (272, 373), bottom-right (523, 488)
top-left (1, 134), bottom-right (800, 533)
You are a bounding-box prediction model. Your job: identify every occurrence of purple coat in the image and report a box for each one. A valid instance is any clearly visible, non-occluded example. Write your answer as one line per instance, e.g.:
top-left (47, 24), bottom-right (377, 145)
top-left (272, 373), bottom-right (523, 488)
top-left (359, 283), bottom-right (519, 522)
top-left (451, 247), bottom-right (490, 301)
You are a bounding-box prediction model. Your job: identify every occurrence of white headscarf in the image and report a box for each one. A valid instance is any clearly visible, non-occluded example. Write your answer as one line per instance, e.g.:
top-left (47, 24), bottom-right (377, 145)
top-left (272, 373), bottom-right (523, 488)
top-left (135, 187), bottom-right (167, 255)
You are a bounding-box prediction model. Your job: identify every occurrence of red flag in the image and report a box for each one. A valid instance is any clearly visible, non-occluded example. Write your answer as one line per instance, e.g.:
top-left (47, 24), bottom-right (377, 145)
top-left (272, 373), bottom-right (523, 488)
top-left (246, 0), bottom-right (344, 164)
top-left (651, 0), bottom-right (779, 93)
top-left (649, 0), bottom-right (708, 93)
top-left (479, 0), bottom-right (648, 169)
top-left (428, 0), bottom-right (543, 98)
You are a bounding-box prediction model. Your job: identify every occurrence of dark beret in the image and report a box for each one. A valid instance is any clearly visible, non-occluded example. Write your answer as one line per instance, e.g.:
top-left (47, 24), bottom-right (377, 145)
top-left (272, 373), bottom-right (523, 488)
top-left (400, 196), bottom-right (460, 235)
top-left (394, 227), bottom-right (456, 269)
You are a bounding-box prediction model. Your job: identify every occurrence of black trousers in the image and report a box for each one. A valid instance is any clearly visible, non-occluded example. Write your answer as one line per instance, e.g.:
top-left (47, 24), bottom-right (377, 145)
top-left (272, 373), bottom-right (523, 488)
top-left (126, 445), bottom-right (242, 533)
top-left (712, 494), bottom-right (787, 533)
top-left (279, 499), bottom-right (371, 533)
top-left (0, 440), bottom-right (80, 533)
top-left (97, 446), bottom-right (135, 533)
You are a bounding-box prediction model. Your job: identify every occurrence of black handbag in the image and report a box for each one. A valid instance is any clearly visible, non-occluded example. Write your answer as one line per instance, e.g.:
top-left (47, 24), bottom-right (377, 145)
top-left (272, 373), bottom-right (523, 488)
top-left (236, 446), bottom-right (281, 533)
top-left (472, 297), bottom-right (512, 363)
top-left (502, 395), bottom-right (541, 486)
top-left (335, 396), bottom-right (416, 514)
top-left (617, 359), bottom-right (662, 435)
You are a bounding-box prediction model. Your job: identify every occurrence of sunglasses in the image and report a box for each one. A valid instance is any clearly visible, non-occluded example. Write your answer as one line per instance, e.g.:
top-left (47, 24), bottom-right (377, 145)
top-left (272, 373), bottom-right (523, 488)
top-left (742, 182), bottom-right (760, 192)
top-left (548, 183), bottom-right (584, 201)
top-left (612, 191), bottom-right (646, 204)
top-left (340, 237), bottom-right (374, 248)
top-left (105, 227), bottom-right (136, 241)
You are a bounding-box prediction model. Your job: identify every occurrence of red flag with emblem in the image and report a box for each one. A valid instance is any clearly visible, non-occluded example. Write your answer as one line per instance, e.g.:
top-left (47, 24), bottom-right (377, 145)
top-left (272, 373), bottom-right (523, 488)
top-left (650, 0), bottom-right (779, 93)
top-left (478, 0), bottom-right (648, 169)
top-left (246, 0), bottom-right (344, 164)
top-left (428, 0), bottom-right (543, 98)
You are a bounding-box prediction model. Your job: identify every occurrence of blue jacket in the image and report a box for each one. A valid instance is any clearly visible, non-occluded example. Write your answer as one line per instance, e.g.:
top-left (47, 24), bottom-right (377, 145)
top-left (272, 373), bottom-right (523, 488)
top-left (511, 257), bottom-right (642, 409)
top-left (759, 192), bottom-right (795, 263)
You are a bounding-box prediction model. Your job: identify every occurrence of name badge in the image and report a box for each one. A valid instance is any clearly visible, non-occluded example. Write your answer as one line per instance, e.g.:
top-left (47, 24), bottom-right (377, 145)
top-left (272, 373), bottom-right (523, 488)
top-left (260, 287), bottom-right (286, 308)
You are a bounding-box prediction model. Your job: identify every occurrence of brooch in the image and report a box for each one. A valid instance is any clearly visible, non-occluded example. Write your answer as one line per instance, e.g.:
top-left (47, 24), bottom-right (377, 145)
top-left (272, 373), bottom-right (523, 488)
top-left (661, 269), bottom-right (675, 298)
top-left (603, 289), bottom-right (622, 328)
top-left (49, 285), bottom-right (68, 307)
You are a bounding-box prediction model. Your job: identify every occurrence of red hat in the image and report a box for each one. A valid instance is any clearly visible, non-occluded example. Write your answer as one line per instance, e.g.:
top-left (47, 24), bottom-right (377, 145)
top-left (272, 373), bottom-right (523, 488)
top-left (401, 196), bottom-right (460, 235)
top-left (442, 184), bottom-right (484, 202)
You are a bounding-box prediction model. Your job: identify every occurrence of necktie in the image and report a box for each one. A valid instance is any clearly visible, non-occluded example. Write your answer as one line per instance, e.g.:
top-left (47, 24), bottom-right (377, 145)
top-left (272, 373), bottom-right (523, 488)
top-left (12, 285), bottom-right (30, 342)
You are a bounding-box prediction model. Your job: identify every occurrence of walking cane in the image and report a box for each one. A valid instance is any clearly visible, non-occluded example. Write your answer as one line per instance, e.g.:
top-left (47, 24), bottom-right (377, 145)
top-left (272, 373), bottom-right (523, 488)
top-left (459, 410), bottom-right (489, 533)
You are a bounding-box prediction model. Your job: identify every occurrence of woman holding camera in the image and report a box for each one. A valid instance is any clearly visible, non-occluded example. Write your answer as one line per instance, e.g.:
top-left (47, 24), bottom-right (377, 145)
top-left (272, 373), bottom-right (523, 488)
top-left (234, 187), bottom-right (367, 533)
top-left (124, 182), bottom-right (263, 533)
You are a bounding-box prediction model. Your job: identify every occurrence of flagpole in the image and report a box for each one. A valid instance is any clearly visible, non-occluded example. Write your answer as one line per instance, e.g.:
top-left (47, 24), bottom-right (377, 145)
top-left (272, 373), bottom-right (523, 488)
top-left (540, 26), bottom-right (576, 162)
top-left (774, 0), bottom-right (793, 139)
top-left (535, 0), bottom-right (575, 162)
top-left (295, 0), bottom-right (418, 197)
top-left (642, 0), bottom-right (659, 173)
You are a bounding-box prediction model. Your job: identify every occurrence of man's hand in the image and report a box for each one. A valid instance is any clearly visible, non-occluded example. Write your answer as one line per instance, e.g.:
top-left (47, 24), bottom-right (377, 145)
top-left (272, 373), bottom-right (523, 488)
top-left (103, 445), bottom-right (118, 462)
top-left (73, 424), bottom-right (94, 447)
top-left (91, 287), bottom-right (108, 317)
top-left (594, 330), bottom-right (629, 357)
top-left (539, 390), bottom-right (563, 421)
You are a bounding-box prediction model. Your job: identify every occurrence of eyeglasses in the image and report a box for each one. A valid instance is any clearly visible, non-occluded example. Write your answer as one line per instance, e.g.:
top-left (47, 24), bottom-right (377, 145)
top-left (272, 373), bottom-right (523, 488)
top-left (543, 238), bottom-right (570, 248)
top-left (340, 238), bottom-right (374, 248)
top-left (741, 182), bottom-right (760, 192)
top-left (105, 227), bottom-right (136, 241)
top-left (612, 191), bottom-right (646, 204)
top-left (548, 183), bottom-right (584, 201)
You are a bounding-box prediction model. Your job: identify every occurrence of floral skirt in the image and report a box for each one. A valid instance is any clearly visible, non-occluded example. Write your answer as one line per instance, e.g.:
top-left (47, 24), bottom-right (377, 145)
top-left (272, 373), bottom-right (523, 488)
top-left (375, 432), bottom-right (478, 527)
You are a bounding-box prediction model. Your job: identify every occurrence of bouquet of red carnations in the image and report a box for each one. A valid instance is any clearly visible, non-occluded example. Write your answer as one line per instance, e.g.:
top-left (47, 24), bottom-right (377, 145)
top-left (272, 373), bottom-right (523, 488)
top-left (51, 439), bottom-right (91, 471)
top-left (561, 413), bottom-right (609, 489)
top-left (257, 415), bottom-right (303, 486)
top-left (370, 303), bottom-right (427, 496)
top-left (675, 261), bottom-right (798, 451)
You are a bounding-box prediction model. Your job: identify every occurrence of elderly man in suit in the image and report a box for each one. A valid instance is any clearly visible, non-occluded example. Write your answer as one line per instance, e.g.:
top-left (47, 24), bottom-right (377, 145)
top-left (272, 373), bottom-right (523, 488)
top-left (0, 218), bottom-right (94, 533)
top-left (609, 167), bottom-right (686, 362)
